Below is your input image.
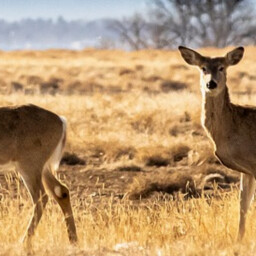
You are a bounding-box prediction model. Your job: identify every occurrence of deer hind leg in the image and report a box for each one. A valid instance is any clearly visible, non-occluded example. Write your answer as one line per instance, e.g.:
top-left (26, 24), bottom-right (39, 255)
top-left (238, 173), bottom-right (256, 241)
top-left (42, 168), bottom-right (77, 243)
top-left (19, 168), bottom-right (49, 244)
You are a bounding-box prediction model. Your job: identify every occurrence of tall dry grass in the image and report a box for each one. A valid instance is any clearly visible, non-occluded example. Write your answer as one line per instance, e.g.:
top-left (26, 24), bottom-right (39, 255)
top-left (3, 185), bottom-right (256, 256)
top-left (0, 47), bottom-right (256, 255)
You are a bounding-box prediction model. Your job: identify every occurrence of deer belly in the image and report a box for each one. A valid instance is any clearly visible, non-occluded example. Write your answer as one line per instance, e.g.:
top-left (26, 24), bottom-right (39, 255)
top-left (215, 148), bottom-right (255, 175)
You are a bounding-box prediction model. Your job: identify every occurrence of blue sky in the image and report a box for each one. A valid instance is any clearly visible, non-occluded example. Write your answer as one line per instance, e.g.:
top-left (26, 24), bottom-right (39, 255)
top-left (0, 0), bottom-right (148, 21)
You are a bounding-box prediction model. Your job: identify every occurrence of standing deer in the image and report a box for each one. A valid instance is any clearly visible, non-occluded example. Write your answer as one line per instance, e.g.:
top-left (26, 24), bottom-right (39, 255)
top-left (0, 104), bottom-right (77, 244)
top-left (179, 46), bottom-right (255, 240)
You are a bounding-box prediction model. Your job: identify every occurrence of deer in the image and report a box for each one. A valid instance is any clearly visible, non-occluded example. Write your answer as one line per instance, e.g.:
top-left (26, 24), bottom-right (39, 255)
top-left (178, 45), bottom-right (256, 240)
top-left (0, 104), bottom-right (77, 244)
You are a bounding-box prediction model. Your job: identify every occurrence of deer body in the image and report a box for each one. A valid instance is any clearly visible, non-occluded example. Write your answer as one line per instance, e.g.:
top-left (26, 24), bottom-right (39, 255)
top-left (1, 104), bottom-right (77, 244)
top-left (203, 88), bottom-right (256, 176)
top-left (0, 105), bottom-right (62, 165)
top-left (179, 46), bottom-right (256, 240)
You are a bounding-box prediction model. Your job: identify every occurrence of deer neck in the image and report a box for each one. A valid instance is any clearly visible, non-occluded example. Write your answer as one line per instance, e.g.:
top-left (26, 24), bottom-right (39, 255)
top-left (201, 86), bottom-right (232, 141)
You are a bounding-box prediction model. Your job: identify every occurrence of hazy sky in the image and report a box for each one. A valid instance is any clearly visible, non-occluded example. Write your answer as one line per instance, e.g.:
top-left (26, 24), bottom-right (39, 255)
top-left (0, 0), bottom-right (148, 21)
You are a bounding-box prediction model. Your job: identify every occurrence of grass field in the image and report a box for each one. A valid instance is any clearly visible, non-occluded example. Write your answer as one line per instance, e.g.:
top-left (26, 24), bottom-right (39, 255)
top-left (0, 47), bottom-right (256, 255)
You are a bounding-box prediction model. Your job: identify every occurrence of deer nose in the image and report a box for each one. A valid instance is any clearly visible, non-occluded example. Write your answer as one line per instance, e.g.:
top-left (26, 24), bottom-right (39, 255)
top-left (206, 80), bottom-right (217, 90)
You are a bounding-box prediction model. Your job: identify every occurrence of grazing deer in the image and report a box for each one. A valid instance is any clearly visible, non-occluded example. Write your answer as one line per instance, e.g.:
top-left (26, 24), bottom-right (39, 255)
top-left (0, 104), bottom-right (77, 244)
top-left (179, 46), bottom-right (255, 240)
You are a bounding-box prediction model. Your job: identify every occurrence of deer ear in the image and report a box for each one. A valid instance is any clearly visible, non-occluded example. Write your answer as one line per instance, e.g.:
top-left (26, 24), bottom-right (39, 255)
top-left (226, 47), bottom-right (244, 66)
top-left (178, 46), bottom-right (203, 66)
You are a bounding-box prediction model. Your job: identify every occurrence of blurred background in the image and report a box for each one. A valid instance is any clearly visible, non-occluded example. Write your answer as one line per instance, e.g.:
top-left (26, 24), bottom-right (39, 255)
top-left (1, 0), bottom-right (256, 50)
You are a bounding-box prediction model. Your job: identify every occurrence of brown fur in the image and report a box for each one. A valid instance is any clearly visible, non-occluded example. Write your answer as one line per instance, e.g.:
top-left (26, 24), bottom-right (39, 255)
top-left (1, 104), bottom-right (77, 245)
top-left (179, 46), bottom-right (256, 240)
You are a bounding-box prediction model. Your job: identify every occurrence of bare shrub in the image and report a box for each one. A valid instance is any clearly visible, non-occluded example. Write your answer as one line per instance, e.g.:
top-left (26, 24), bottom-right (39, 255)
top-left (169, 123), bottom-right (192, 137)
top-left (135, 64), bottom-right (144, 71)
top-left (128, 164), bottom-right (239, 200)
top-left (10, 81), bottom-right (23, 93)
top-left (128, 168), bottom-right (198, 199)
top-left (119, 68), bottom-right (134, 76)
top-left (40, 81), bottom-right (59, 95)
top-left (26, 75), bottom-right (43, 85)
top-left (160, 80), bottom-right (187, 92)
top-left (61, 152), bottom-right (86, 166)
top-left (115, 165), bottom-right (143, 172)
top-left (172, 145), bottom-right (190, 162)
top-left (141, 144), bottom-right (191, 167)
top-left (146, 155), bottom-right (170, 167)
top-left (142, 75), bottom-right (162, 82)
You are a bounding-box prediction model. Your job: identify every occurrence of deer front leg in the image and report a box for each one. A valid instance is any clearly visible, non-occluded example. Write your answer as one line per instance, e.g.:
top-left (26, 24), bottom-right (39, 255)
top-left (238, 173), bottom-right (256, 241)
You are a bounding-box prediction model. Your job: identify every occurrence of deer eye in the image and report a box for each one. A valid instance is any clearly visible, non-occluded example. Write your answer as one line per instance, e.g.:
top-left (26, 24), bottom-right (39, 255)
top-left (201, 66), bottom-right (207, 72)
top-left (219, 66), bottom-right (224, 71)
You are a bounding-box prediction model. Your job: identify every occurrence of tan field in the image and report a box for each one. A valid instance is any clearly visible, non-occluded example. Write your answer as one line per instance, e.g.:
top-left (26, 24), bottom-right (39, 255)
top-left (1, 47), bottom-right (256, 255)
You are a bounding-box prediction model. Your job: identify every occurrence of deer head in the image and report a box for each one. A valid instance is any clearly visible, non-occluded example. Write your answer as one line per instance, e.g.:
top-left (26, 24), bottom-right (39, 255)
top-left (178, 46), bottom-right (244, 96)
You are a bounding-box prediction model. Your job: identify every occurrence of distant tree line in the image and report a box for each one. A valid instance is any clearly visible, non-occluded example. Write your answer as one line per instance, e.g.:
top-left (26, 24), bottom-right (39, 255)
top-left (0, 17), bottom-right (117, 50)
top-left (0, 0), bottom-right (254, 51)
top-left (110, 0), bottom-right (256, 50)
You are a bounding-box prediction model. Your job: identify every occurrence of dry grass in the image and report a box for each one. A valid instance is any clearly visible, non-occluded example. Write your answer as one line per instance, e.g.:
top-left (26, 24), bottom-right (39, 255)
top-left (3, 186), bottom-right (256, 256)
top-left (1, 47), bottom-right (256, 255)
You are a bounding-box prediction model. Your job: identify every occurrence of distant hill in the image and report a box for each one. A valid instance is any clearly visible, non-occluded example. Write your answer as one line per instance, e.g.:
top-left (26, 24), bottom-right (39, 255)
top-left (0, 17), bottom-right (118, 50)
